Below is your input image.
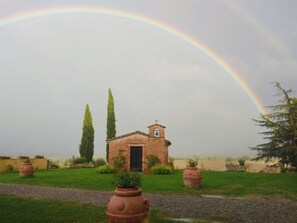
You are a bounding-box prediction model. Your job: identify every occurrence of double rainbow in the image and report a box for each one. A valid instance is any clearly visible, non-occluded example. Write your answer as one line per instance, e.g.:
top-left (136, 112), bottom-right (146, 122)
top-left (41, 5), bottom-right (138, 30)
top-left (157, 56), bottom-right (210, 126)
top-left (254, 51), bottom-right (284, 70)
top-left (0, 6), bottom-right (266, 114)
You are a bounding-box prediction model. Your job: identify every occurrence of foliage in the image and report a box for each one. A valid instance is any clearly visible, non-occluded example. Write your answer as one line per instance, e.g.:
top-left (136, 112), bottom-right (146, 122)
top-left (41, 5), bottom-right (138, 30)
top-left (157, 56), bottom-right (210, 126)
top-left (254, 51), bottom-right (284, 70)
top-left (106, 88), bottom-right (116, 162)
top-left (64, 156), bottom-right (76, 167)
top-left (73, 157), bottom-right (88, 164)
top-left (151, 165), bottom-right (172, 175)
top-left (251, 82), bottom-right (297, 167)
top-left (79, 104), bottom-right (95, 162)
top-left (48, 160), bottom-right (60, 169)
top-left (96, 165), bottom-right (116, 174)
top-left (145, 154), bottom-right (160, 168)
top-left (64, 156), bottom-right (88, 167)
top-left (4, 164), bottom-right (14, 173)
top-left (113, 171), bottom-right (142, 188)
top-left (112, 149), bottom-right (126, 172)
top-left (238, 160), bottom-right (245, 166)
top-left (93, 158), bottom-right (106, 167)
top-left (168, 156), bottom-right (175, 163)
top-left (187, 156), bottom-right (199, 167)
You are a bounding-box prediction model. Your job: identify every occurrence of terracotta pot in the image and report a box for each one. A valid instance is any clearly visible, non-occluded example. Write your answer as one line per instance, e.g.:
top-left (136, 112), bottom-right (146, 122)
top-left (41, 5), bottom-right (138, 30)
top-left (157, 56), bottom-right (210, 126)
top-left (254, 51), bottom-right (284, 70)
top-left (183, 167), bottom-right (201, 188)
top-left (19, 163), bottom-right (34, 177)
top-left (106, 187), bottom-right (149, 223)
top-left (143, 168), bottom-right (152, 174)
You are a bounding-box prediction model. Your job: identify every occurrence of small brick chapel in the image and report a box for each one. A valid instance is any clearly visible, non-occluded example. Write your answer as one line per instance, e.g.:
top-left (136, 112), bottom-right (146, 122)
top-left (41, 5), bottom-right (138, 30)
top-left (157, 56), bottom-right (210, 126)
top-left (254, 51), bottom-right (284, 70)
top-left (107, 123), bottom-right (171, 172)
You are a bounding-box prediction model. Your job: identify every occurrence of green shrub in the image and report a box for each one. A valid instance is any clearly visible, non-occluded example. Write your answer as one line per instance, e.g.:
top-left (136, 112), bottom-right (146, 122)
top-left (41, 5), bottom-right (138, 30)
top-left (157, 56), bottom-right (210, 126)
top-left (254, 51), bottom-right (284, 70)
top-left (145, 154), bottom-right (160, 169)
top-left (73, 157), bottom-right (87, 164)
top-left (151, 165), bottom-right (172, 175)
top-left (112, 149), bottom-right (126, 171)
top-left (4, 164), bottom-right (14, 173)
top-left (96, 165), bottom-right (116, 174)
top-left (93, 158), bottom-right (106, 167)
top-left (238, 159), bottom-right (245, 166)
top-left (48, 160), bottom-right (60, 169)
top-left (113, 171), bottom-right (142, 188)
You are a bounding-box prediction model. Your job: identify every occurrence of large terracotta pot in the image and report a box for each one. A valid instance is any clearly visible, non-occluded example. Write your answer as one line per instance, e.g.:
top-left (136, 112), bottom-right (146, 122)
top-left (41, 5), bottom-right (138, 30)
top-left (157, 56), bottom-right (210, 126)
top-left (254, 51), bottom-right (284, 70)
top-left (19, 163), bottom-right (34, 177)
top-left (106, 187), bottom-right (149, 223)
top-left (183, 167), bottom-right (201, 188)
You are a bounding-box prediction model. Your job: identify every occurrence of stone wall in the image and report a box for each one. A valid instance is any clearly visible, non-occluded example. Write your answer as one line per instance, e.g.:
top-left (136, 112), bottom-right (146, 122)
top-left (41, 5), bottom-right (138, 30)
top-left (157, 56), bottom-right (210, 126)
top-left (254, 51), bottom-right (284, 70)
top-left (0, 157), bottom-right (48, 172)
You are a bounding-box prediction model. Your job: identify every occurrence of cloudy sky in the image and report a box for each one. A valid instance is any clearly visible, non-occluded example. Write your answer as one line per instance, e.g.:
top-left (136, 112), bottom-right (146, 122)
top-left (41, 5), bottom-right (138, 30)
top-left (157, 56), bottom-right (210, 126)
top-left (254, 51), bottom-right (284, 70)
top-left (0, 0), bottom-right (296, 159)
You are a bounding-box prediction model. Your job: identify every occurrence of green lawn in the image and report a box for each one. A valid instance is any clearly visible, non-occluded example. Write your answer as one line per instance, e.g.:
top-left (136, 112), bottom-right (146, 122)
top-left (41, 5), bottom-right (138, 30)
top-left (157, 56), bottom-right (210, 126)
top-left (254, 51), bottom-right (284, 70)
top-left (1, 168), bottom-right (297, 199)
top-left (0, 195), bottom-right (186, 223)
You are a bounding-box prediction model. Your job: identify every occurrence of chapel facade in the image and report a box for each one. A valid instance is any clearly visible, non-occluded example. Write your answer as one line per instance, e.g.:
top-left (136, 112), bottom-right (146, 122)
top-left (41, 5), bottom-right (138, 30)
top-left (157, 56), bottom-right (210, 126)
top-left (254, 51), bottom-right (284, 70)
top-left (107, 123), bottom-right (171, 172)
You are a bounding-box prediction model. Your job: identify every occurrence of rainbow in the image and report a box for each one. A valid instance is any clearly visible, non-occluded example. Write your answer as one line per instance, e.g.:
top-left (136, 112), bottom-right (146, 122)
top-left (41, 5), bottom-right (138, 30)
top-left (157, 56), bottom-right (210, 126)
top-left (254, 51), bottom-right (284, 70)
top-left (225, 1), bottom-right (297, 75)
top-left (0, 6), bottom-right (266, 114)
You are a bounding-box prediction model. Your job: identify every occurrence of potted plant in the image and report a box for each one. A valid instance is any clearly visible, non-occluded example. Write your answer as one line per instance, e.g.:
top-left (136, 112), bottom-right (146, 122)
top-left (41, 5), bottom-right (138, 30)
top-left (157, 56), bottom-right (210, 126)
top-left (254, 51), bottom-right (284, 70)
top-left (183, 156), bottom-right (201, 188)
top-left (19, 158), bottom-right (34, 177)
top-left (106, 171), bottom-right (149, 223)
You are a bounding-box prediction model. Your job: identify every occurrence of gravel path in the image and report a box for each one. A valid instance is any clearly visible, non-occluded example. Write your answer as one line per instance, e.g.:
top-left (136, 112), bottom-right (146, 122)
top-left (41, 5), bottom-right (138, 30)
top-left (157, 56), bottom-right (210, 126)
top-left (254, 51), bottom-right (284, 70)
top-left (1, 183), bottom-right (297, 223)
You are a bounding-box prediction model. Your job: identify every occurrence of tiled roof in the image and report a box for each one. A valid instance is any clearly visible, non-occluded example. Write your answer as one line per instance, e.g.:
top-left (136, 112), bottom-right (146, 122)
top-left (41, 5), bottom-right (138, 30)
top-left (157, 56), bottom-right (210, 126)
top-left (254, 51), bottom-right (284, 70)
top-left (107, 131), bottom-right (148, 142)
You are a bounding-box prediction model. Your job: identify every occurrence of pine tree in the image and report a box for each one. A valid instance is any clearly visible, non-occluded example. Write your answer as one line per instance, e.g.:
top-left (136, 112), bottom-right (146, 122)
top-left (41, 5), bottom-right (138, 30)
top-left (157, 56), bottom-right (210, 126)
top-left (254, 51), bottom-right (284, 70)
top-left (251, 82), bottom-right (297, 167)
top-left (106, 88), bottom-right (116, 162)
top-left (79, 104), bottom-right (94, 162)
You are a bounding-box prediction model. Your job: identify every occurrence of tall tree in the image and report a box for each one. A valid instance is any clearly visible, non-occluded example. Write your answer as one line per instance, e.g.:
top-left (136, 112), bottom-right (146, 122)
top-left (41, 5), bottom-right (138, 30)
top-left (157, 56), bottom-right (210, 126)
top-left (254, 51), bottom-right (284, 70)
top-left (106, 88), bottom-right (116, 162)
top-left (79, 104), bottom-right (94, 162)
top-left (251, 82), bottom-right (297, 167)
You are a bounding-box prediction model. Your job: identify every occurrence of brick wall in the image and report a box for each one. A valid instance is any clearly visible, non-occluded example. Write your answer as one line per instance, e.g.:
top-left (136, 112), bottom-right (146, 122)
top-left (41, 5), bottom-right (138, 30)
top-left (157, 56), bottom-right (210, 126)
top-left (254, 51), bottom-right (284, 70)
top-left (108, 132), bottom-right (169, 171)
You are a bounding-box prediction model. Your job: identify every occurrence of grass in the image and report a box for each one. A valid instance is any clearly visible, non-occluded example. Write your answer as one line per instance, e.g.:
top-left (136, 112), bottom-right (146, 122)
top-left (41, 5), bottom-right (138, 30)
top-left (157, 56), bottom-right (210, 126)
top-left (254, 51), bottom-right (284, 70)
top-left (0, 195), bottom-right (189, 223)
top-left (1, 168), bottom-right (297, 199)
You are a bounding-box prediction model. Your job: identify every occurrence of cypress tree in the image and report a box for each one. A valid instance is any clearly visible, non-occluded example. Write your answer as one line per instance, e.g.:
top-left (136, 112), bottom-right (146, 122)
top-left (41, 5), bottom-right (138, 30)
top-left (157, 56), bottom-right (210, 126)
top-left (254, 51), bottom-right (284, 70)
top-left (79, 104), bottom-right (94, 162)
top-left (106, 88), bottom-right (116, 162)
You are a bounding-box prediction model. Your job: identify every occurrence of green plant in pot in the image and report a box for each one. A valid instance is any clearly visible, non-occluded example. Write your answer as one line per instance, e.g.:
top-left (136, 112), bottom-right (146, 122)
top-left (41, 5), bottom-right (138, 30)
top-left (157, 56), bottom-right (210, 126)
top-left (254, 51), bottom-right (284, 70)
top-left (183, 156), bottom-right (201, 188)
top-left (113, 171), bottom-right (142, 188)
top-left (188, 157), bottom-right (199, 167)
top-left (106, 171), bottom-right (149, 223)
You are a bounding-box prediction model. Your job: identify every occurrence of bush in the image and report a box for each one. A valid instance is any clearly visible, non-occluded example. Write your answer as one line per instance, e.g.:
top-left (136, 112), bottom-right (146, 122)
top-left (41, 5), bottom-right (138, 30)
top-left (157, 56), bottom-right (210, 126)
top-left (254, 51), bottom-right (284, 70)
top-left (145, 154), bottom-right (160, 169)
top-left (96, 165), bottom-right (116, 174)
top-left (73, 157), bottom-right (87, 164)
top-left (113, 171), bottom-right (142, 188)
top-left (112, 149), bottom-right (126, 171)
top-left (4, 164), bottom-right (14, 173)
top-left (93, 158), bottom-right (106, 167)
top-left (48, 160), bottom-right (60, 169)
top-left (238, 159), bottom-right (245, 166)
top-left (151, 165), bottom-right (172, 175)
top-left (64, 156), bottom-right (89, 167)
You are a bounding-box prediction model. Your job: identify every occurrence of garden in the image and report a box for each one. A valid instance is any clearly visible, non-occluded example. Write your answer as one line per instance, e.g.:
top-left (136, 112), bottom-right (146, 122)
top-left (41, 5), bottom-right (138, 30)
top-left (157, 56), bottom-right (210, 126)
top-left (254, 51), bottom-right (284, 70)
top-left (1, 165), bottom-right (297, 223)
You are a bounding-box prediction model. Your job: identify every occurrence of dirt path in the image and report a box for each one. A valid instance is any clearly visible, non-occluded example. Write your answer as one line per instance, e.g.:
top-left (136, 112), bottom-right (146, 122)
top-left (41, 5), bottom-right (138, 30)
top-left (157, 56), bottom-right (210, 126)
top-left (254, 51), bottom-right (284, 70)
top-left (1, 183), bottom-right (297, 223)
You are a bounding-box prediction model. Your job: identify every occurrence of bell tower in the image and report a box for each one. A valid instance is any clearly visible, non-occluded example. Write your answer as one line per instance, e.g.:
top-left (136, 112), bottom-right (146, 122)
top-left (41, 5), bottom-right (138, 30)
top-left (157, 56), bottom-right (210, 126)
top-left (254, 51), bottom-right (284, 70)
top-left (148, 122), bottom-right (166, 138)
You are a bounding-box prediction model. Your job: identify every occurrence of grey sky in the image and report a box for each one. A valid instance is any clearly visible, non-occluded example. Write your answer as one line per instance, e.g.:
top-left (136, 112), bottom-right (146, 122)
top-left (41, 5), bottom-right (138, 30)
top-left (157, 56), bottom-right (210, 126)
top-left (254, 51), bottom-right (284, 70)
top-left (0, 0), bottom-right (296, 158)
